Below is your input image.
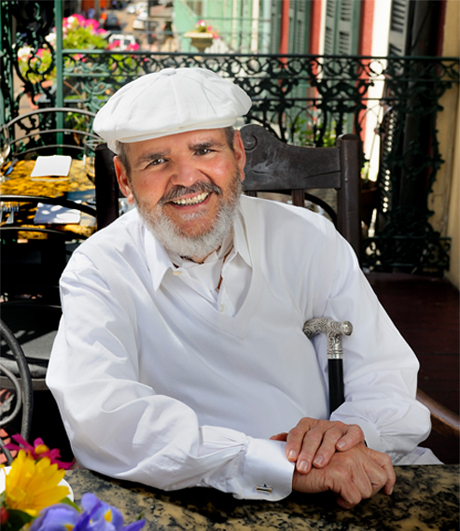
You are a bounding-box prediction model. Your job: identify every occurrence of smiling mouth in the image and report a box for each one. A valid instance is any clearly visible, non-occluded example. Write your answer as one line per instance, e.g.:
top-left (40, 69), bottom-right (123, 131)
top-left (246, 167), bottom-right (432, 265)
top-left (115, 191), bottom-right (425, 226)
top-left (171, 192), bottom-right (210, 206)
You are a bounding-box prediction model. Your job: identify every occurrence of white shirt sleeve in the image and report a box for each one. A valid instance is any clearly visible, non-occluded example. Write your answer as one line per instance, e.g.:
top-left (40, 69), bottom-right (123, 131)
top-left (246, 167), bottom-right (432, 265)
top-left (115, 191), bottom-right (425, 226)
top-left (47, 253), bottom-right (294, 500)
top-left (311, 231), bottom-right (431, 462)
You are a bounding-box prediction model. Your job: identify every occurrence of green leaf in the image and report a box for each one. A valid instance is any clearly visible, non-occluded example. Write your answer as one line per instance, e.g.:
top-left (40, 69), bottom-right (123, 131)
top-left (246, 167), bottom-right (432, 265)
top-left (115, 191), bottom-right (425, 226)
top-left (2, 509), bottom-right (35, 531)
top-left (60, 496), bottom-right (81, 511)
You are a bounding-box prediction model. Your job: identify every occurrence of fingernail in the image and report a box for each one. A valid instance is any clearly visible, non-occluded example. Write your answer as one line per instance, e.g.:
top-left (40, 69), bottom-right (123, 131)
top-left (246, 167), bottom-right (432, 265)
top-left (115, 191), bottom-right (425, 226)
top-left (298, 460), bottom-right (309, 472)
top-left (389, 486), bottom-right (394, 495)
top-left (336, 440), bottom-right (345, 449)
top-left (288, 450), bottom-right (297, 461)
top-left (313, 455), bottom-right (324, 466)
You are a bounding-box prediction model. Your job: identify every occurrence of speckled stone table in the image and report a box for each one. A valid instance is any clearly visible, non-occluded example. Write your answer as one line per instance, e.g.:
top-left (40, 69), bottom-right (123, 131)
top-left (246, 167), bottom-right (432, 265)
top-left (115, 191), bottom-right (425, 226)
top-left (67, 465), bottom-right (459, 531)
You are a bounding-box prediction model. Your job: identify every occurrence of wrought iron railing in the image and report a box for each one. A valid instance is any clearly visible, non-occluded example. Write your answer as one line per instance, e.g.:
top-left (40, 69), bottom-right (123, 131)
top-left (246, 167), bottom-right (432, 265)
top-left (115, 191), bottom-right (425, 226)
top-left (1, 1), bottom-right (459, 273)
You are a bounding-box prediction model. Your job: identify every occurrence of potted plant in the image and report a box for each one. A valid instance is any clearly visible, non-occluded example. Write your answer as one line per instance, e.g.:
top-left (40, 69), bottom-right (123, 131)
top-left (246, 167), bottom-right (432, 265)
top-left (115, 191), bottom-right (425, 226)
top-left (184, 20), bottom-right (217, 52)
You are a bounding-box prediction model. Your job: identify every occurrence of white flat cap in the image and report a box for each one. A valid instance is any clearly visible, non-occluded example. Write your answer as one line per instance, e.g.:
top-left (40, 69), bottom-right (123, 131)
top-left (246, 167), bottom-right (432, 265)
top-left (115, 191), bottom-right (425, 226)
top-left (93, 67), bottom-right (252, 153)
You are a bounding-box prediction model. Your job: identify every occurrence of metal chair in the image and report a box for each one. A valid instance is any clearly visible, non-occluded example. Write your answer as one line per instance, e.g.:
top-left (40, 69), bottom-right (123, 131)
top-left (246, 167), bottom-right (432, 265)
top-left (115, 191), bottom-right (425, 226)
top-left (0, 108), bottom-right (97, 383)
top-left (0, 318), bottom-right (34, 464)
top-left (4, 107), bottom-right (99, 160)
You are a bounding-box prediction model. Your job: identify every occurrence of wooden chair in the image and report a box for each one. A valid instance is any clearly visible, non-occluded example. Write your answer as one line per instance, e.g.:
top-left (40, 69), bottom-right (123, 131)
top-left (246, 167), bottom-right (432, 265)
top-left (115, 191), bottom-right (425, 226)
top-left (416, 389), bottom-right (459, 441)
top-left (95, 143), bottom-right (121, 230)
top-left (93, 126), bottom-right (362, 256)
top-left (0, 318), bottom-right (34, 464)
top-left (240, 124), bottom-right (361, 260)
top-left (240, 124), bottom-right (460, 445)
top-left (91, 124), bottom-right (460, 447)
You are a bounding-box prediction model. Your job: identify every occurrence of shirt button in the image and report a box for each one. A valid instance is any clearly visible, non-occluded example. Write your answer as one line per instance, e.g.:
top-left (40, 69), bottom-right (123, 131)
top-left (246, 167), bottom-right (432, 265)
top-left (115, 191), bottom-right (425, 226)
top-left (220, 304), bottom-right (225, 313)
top-left (172, 271), bottom-right (181, 276)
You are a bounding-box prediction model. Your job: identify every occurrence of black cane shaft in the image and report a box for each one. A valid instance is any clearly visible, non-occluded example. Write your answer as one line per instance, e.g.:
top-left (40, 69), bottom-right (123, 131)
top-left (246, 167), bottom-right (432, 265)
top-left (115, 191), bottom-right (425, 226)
top-left (328, 359), bottom-right (345, 413)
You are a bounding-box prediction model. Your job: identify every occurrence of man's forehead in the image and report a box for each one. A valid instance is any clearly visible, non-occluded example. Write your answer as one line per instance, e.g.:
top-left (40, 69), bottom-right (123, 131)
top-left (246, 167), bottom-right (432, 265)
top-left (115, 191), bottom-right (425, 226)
top-left (129, 128), bottom-right (227, 155)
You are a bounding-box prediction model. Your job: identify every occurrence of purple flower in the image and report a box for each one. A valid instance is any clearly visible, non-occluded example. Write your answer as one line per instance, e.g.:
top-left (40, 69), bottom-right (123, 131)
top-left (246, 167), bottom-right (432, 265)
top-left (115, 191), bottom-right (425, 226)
top-left (79, 493), bottom-right (145, 531)
top-left (29, 504), bottom-right (80, 531)
top-left (29, 494), bottom-right (145, 531)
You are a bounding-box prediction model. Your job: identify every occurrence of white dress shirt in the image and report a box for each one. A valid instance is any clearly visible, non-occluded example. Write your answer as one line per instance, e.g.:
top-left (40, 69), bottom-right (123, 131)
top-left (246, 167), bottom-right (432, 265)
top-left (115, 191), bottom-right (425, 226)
top-left (47, 196), bottom-right (432, 501)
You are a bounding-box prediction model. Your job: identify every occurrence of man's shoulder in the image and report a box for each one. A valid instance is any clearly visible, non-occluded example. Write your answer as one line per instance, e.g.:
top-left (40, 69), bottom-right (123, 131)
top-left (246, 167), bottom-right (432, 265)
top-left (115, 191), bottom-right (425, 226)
top-left (71, 209), bottom-right (144, 264)
top-left (239, 195), bottom-right (336, 238)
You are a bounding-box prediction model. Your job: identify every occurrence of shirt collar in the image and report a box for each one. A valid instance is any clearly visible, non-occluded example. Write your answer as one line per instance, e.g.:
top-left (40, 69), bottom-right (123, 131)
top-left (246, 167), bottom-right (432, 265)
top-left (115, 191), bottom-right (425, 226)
top-left (144, 225), bottom-right (174, 291)
top-left (231, 206), bottom-right (251, 267)
top-left (144, 201), bottom-right (252, 291)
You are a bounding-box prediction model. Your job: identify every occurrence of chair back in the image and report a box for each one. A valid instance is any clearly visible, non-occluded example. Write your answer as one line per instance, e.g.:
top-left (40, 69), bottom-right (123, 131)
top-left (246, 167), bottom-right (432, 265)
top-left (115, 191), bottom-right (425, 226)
top-left (0, 318), bottom-right (34, 464)
top-left (5, 107), bottom-right (98, 159)
top-left (240, 124), bottom-right (361, 259)
top-left (1, 106), bottom-right (98, 301)
top-left (93, 125), bottom-right (362, 260)
top-left (95, 143), bottom-right (120, 229)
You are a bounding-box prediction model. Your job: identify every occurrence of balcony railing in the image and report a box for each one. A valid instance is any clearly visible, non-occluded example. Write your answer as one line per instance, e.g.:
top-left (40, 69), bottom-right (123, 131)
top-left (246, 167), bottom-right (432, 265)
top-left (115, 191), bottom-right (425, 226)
top-left (1, 1), bottom-right (459, 274)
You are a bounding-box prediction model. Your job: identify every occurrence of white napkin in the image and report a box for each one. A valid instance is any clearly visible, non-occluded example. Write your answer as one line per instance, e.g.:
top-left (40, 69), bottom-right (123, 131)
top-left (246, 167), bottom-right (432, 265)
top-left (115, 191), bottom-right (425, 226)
top-left (34, 202), bottom-right (81, 224)
top-left (31, 155), bottom-right (72, 178)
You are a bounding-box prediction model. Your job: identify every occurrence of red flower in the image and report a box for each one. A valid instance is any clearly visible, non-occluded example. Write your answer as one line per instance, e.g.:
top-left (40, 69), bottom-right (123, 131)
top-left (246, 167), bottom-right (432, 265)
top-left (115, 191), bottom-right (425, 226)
top-left (4, 434), bottom-right (73, 469)
top-left (0, 506), bottom-right (9, 525)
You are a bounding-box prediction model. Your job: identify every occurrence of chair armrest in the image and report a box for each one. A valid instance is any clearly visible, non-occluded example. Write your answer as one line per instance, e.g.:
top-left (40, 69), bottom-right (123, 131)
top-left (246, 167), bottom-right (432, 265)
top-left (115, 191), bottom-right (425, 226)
top-left (416, 388), bottom-right (460, 440)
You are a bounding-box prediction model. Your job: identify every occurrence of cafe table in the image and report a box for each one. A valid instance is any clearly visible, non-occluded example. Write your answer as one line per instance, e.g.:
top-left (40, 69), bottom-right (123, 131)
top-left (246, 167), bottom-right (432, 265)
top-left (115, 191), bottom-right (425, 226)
top-left (0, 158), bottom-right (96, 237)
top-left (67, 464), bottom-right (459, 531)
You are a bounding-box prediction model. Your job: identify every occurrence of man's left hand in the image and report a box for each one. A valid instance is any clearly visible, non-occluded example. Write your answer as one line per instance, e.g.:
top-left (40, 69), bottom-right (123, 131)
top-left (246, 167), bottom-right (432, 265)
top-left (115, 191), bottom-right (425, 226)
top-left (270, 417), bottom-right (365, 474)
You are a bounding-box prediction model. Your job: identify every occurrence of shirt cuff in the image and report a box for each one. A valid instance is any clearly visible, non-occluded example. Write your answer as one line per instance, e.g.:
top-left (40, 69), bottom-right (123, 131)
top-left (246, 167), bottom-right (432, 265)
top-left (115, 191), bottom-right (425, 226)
top-left (234, 438), bottom-right (294, 501)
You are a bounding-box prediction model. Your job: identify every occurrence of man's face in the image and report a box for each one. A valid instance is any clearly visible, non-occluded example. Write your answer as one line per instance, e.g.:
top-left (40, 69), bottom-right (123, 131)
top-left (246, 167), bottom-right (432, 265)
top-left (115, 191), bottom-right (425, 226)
top-left (114, 128), bottom-right (246, 260)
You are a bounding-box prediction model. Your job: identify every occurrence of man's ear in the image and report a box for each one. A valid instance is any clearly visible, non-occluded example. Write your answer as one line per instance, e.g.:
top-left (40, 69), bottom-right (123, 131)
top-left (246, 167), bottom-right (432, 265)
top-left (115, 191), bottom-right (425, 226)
top-left (233, 130), bottom-right (247, 181)
top-left (114, 156), bottom-right (135, 205)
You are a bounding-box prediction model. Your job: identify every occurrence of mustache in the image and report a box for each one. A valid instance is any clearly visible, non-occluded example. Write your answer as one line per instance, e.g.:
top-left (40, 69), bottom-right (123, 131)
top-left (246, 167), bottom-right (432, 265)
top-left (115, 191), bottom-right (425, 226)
top-left (159, 181), bottom-right (222, 205)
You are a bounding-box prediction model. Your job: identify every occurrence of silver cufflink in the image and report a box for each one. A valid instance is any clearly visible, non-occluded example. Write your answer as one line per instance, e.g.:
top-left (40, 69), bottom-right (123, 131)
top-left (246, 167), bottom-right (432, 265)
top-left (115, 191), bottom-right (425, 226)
top-left (256, 484), bottom-right (273, 494)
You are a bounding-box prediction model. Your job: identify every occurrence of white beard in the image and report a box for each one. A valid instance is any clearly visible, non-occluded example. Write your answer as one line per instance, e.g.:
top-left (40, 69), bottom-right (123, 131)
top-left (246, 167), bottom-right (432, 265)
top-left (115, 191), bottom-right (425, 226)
top-left (134, 174), bottom-right (243, 261)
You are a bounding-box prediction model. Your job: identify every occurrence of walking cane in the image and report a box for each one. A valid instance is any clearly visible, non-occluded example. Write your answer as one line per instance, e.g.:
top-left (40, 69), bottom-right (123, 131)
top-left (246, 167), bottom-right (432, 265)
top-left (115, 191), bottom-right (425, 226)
top-left (303, 318), bottom-right (353, 414)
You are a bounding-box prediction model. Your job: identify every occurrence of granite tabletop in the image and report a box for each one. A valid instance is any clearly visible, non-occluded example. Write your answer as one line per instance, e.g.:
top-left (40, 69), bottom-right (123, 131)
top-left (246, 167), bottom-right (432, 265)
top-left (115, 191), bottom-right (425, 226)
top-left (67, 465), bottom-right (459, 531)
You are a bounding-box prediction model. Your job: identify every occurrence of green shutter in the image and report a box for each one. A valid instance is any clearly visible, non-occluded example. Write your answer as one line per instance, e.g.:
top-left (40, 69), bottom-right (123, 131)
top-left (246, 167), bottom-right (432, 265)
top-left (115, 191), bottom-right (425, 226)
top-left (324, 0), bottom-right (337, 54)
top-left (388, 0), bottom-right (411, 55)
top-left (288, 0), bottom-right (310, 54)
top-left (269, 0), bottom-right (282, 53)
top-left (323, 0), bottom-right (360, 55)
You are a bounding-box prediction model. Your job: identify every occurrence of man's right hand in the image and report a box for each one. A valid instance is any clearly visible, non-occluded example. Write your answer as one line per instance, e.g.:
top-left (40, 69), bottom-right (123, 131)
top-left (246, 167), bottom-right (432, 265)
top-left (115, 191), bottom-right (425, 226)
top-left (292, 443), bottom-right (395, 509)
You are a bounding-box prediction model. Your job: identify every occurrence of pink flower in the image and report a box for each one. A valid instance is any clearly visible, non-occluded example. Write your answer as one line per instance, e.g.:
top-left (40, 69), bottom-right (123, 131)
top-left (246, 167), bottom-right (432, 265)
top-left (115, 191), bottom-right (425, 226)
top-left (5, 434), bottom-right (73, 469)
top-left (86, 19), bottom-right (100, 29)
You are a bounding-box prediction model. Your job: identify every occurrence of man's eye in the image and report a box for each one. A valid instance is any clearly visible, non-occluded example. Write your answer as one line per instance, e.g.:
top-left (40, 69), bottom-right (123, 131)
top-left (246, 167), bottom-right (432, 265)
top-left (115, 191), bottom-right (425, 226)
top-left (149, 158), bottom-right (166, 166)
top-left (196, 148), bottom-right (211, 155)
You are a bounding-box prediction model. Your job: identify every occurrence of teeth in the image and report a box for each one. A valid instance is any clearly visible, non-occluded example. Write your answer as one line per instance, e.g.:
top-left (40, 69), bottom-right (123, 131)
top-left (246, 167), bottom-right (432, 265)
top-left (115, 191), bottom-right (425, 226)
top-left (172, 192), bottom-right (209, 205)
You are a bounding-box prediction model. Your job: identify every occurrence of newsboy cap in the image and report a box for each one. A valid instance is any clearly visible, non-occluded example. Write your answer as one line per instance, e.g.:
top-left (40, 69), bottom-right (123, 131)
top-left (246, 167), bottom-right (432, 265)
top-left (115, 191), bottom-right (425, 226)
top-left (93, 67), bottom-right (252, 154)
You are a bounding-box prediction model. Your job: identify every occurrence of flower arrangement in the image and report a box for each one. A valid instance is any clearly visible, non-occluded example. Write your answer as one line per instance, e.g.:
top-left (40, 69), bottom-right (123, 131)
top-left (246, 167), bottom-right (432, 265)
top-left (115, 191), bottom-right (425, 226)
top-left (193, 20), bottom-right (219, 39)
top-left (17, 14), bottom-right (108, 84)
top-left (0, 435), bottom-right (145, 531)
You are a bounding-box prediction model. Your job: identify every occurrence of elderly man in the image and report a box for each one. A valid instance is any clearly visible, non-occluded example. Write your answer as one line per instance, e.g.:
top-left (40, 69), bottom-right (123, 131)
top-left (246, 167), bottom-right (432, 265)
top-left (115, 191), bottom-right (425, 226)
top-left (47, 68), bottom-right (438, 509)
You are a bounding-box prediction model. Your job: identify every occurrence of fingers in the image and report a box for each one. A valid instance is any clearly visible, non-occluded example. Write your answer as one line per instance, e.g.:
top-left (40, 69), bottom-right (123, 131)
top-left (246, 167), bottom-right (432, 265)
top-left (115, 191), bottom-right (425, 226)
top-left (284, 417), bottom-right (318, 473)
top-left (367, 448), bottom-right (396, 495)
top-left (335, 424), bottom-right (365, 452)
top-left (269, 433), bottom-right (288, 442)
top-left (284, 418), bottom-right (365, 474)
top-left (292, 444), bottom-right (394, 509)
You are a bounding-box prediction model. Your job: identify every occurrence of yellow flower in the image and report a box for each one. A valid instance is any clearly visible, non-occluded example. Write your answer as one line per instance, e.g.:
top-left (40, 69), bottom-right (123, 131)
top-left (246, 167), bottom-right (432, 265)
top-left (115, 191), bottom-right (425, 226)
top-left (1, 450), bottom-right (70, 517)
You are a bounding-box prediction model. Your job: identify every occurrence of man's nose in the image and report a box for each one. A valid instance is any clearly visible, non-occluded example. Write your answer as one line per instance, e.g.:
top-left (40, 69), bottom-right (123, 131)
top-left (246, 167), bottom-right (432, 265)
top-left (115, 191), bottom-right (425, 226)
top-left (170, 159), bottom-right (201, 188)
